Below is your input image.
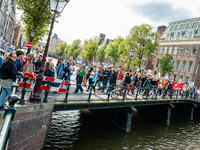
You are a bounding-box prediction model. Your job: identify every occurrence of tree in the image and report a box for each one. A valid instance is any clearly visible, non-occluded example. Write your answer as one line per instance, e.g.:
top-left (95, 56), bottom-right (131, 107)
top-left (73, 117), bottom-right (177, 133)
top-left (81, 36), bottom-right (99, 63)
top-left (126, 24), bottom-right (159, 67)
top-left (55, 42), bottom-right (67, 55)
top-left (67, 39), bottom-right (81, 60)
top-left (105, 36), bottom-right (124, 67)
top-left (96, 42), bottom-right (107, 64)
top-left (159, 54), bottom-right (174, 76)
top-left (16, 0), bottom-right (53, 55)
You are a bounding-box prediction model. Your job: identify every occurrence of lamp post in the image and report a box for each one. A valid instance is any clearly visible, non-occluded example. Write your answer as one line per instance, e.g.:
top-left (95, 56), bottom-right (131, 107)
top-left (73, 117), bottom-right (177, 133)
top-left (29, 0), bottom-right (70, 103)
top-left (128, 49), bottom-right (135, 71)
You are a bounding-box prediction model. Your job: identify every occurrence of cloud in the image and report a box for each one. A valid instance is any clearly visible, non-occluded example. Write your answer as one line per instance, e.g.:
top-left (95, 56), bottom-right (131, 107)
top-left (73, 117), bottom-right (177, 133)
top-left (129, 1), bottom-right (193, 23)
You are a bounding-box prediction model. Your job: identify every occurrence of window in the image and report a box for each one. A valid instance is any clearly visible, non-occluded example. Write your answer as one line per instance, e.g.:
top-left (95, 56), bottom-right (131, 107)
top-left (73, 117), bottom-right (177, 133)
top-left (156, 59), bottom-right (159, 67)
top-left (192, 22), bottom-right (199, 29)
top-left (171, 60), bottom-right (174, 66)
top-left (195, 63), bottom-right (199, 74)
top-left (169, 25), bottom-right (175, 31)
top-left (185, 77), bottom-right (190, 84)
top-left (144, 60), bottom-right (146, 66)
top-left (178, 47), bottom-right (184, 55)
top-left (180, 24), bottom-right (186, 30)
top-left (191, 47), bottom-right (196, 55)
top-left (175, 60), bottom-right (180, 71)
top-left (163, 47), bottom-right (167, 54)
top-left (181, 30), bottom-right (188, 39)
top-left (181, 61), bottom-right (187, 72)
top-left (154, 71), bottom-right (157, 75)
top-left (173, 47), bottom-right (178, 55)
top-left (168, 47), bottom-right (172, 54)
top-left (185, 47), bottom-right (190, 55)
top-left (188, 61), bottom-right (193, 72)
top-left (176, 32), bottom-right (181, 39)
top-left (166, 33), bottom-right (170, 40)
top-left (174, 75), bottom-right (177, 81)
top-left (159, 47), bottom-right (163, 54)
top-left (170, 32), bottom-right (176, 40)
top-left (186, 22), bottom-right (192, 29)
top-left (179, 76), bottom-right (183, 81)
top-left (188, 31), bottom-right (193, 39)
top-left (148, 61), bottom-right (151, 68)
top-left (175, 24), bottom-right (180, 31)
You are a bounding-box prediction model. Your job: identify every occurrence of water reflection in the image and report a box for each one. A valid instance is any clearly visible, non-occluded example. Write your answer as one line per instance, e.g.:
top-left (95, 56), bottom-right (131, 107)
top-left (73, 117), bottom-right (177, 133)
top-left (45, 111), bottom-right (81, 149)
top-left (44, 110), bottom-right (200, 150)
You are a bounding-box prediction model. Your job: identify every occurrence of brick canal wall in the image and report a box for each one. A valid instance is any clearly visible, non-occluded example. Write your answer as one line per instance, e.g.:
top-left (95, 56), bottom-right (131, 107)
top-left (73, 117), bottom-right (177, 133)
top-left (7, 102), bottom-right (54, 150)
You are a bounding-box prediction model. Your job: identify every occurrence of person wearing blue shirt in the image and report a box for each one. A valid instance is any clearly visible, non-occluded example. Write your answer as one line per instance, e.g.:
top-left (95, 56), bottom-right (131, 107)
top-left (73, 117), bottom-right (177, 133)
top-left (15, 49), bottom-right (24, 72)
top-left (56, 58), bottom-right (64, 79)
top-left (190, 85), bottom-right (195, 98)
top-left (86, 68), bottom-right (98, 93)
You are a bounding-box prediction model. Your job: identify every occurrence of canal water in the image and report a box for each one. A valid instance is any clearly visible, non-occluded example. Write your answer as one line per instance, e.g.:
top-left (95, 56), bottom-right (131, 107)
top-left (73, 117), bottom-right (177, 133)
top-left (43, 110), bottom-right (200, 150)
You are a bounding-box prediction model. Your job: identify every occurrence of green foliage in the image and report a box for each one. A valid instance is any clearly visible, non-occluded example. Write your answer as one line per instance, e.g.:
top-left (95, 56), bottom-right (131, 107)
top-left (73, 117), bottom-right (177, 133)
top-left (16, 0), bottom-right (53, 45)
top-left (67, 39), bottom-right (81, 60)
top-left (105, 36), bottom-right (124, 67)
top-left (81, 36), bottom-right (99, 63)
top-left (159, 54), bottom-right (174, 76)
top-left (126, 24), bottom-right (159, 67)
top-left (96, 42), bottom-right (107, 64)
top-left (55, 42), bottom-right (67, 55)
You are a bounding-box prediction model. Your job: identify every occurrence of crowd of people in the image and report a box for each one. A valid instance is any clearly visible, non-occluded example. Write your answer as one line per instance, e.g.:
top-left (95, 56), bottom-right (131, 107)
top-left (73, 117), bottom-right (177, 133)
top-left (0, 50), bottom-right (75, 110)
top-left (74, 63), bottom-right (200, 100)
top-left (0, 49), bottom-right (200, 110)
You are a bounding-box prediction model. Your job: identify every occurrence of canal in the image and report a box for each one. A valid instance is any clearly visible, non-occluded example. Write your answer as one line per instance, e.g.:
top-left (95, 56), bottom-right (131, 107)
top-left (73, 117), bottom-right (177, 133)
top-left (43, 110), bottom-right (200, 150)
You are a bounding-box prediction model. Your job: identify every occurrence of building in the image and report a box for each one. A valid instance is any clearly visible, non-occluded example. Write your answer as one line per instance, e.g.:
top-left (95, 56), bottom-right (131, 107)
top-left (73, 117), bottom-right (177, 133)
top-left (48, 33), bottom-right (66, 54)
top-left (154, 17), bottom-right (200, 88)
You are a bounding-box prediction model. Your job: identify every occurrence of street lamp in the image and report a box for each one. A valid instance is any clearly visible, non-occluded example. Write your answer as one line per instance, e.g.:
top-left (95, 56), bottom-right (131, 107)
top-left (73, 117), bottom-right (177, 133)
top-left (30, 28), bottom-right (36, 38)
top-left (128, 49), bottom-right (135, 71)
top-left (29, 0), bottom-right (70, 103)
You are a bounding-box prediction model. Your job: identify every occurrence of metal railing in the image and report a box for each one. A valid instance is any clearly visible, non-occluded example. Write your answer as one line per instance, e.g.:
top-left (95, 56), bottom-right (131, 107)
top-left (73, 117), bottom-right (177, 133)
top-left (14, 75), bottom-right (200, 104)
top-left (0, 73), bottom-right (21, 150)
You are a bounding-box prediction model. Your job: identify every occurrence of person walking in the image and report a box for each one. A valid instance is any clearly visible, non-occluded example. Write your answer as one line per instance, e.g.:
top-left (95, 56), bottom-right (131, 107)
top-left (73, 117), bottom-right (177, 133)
top-left (117, 68), bottom-right (124, 86)
top-left (69, 61), bottom-right (75, 81)
top-left (33, 55), bottom-right (41, 73)
top-left (100, 67), bottom-right (110, 93)
top-left (73, 65), bottom-right (86, 94)
top-left (86, 68), bottom-right (98, 93)
top-left (56, 58), bottom-right (64, 79)
top-left (0, 52), bottom-right (18, 110)
top-left (106, 69), bottom-right (117, 94)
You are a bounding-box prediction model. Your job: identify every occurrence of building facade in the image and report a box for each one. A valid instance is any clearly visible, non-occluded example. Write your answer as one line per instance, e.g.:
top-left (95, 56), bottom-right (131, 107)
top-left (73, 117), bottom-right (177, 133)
top-left (154, 17), bottom-right (200, 88)
top-left (48, 33), bottom-right (66, 54)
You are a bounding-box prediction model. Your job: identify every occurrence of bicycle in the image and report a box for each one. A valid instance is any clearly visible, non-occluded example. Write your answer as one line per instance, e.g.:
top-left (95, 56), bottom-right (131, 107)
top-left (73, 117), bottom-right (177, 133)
top-left (111, 84), bottom-right (127, 99)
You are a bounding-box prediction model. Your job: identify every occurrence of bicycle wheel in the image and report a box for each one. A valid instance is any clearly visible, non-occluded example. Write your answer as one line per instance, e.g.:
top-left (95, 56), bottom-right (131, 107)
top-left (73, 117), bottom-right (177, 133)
top-left (111, 89), bottom-right (120, 99)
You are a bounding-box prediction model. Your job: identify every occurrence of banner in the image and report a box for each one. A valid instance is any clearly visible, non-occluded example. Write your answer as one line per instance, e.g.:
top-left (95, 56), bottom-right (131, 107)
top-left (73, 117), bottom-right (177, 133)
top-left (76, 56), bottom-right (82, 64)
top-left (165, 74), bottom-right (169, 79)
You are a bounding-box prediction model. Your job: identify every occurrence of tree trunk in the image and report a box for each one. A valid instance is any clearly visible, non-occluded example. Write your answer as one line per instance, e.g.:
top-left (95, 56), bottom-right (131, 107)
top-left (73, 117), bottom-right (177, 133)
top-left (114, 61), bottom-right (116, 68)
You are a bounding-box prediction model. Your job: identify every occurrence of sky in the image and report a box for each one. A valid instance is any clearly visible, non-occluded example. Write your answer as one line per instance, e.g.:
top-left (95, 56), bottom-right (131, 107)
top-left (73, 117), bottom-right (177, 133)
top-left (16, 0), bottom-right (200, 44)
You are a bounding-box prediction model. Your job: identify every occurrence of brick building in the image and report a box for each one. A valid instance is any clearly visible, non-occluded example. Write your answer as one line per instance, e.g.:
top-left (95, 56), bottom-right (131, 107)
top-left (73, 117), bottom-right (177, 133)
top-left (154, 17), bottom-right (200, 88)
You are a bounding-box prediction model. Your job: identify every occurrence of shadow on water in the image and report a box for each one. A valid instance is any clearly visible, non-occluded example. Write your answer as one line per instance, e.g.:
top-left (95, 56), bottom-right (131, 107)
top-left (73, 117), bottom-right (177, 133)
top-left (43, 110), bottom-right (200, 150)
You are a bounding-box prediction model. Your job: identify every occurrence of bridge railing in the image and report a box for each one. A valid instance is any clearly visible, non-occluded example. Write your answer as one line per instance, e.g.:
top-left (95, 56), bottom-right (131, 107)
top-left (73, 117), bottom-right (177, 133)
top-left (12, 74), bottom-right (200, 104)
top-left (0, 73), bottom-right (21, 150)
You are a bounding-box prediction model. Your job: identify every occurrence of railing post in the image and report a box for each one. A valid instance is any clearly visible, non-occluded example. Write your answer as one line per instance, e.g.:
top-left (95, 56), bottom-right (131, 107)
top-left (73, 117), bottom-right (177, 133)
top-left (43, 80), bottom-right (51, 103)
top-left (88, 84), bottom-right (93, 102)
top-left (146, 88), bottom-right (149, 100)
top-left (18, 76), bottom-right (29, 105)
top-left (0, 94), bottom-right (18, 150)
top-left (176, 90), bottom-right (178, 99)
top-left (135, 87), bottom-right (139, 101)
top-left (122, 85), bottom-right (128, 101)
top-left (63, 83), bottom-right (71, 103)
top-left (107, 84), bottom-right (112, 102)
top-left (170, 90), bottom-right (172, 99)
top-left (155, 88), bottom-right (158, 100)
